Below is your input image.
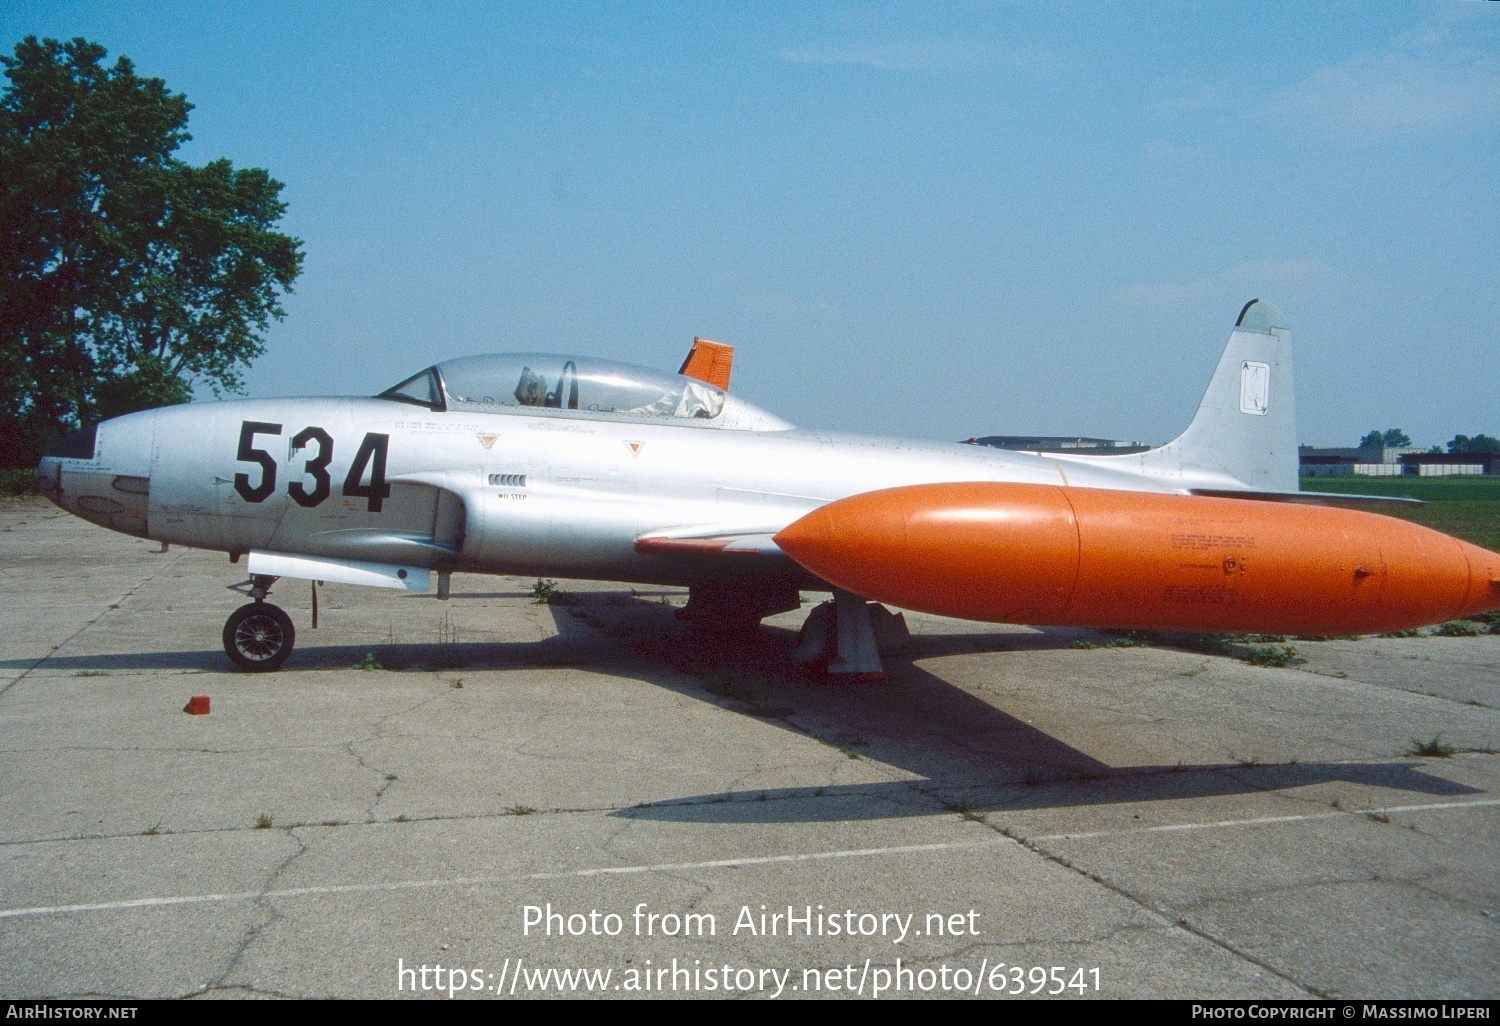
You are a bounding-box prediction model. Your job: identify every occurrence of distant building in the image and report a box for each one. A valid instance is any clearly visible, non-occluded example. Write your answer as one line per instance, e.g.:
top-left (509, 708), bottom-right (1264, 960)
top-left (1300, 445), bottom-right (1496, 477)
top-left (1398, 452), bottom-right (1498, 477)
top-left (1300, 444), bottom-right (1409, 477)
top-left (965, 435), bottom-right (1152, 454)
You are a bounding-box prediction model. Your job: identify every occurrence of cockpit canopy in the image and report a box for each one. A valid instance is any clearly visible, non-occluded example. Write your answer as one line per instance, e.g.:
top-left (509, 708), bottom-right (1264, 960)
top-left (380, 353), bottom-right (727, 421)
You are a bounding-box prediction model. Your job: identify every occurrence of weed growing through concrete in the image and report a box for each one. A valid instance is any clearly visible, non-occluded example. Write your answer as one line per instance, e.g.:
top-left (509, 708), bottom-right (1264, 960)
top-left (956, 803), bottom-right (987, 824)
top-left (1408, 735), bottom-right (1457, 758)
top-left (432, 611), bottom-right (463, 668)
top-left (508, 805), bottom-right (537, 816)
top-left (1379, 628), bottom-right (1424, 638)
top-left (530, 579), bottom-right (557, 604)
top-left (1366, 811), bottom-right (1392, 824)
top-left (384, 773), bottom-right (397, 781)
top-left (142, 821), bottom-right (162, 836)
top-left (1246, 644), bottom-right (1299, 668)
top-left (255, 814), bottom-right (273, 829)
top-left (74, 670), bottom-right (109, 677)
top-left (1434, 620), bottom-right (1481, 637)
top-left (355, 652), bottom-right (382, 670)
top-left (816, 737), bottom-right (862, 760)
top-left (1181, 633), bottom-right (1234, 657)
top-left (450, 678), bottom-right (464, 688)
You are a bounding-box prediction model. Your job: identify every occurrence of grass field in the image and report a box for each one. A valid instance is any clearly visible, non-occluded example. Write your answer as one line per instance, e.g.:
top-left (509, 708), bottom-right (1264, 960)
top-left (1303, 475), bottom-right (1500, 553)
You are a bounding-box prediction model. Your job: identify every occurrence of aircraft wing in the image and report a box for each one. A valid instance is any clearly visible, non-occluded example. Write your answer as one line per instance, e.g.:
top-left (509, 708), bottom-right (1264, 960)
top-left (1188, 488), bottom-right (1423, 512)
top-left (634, 528), bottom-right (786, 559)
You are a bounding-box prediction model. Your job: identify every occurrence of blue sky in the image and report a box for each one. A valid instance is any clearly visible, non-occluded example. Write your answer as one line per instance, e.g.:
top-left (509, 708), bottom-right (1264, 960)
top-left (5, 2), bottom-right (1498, 446)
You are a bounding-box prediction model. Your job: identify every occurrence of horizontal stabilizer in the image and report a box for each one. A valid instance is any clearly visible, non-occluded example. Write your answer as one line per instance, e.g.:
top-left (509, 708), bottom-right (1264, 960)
top-left (1189, 488), bottom-right (1423, 512)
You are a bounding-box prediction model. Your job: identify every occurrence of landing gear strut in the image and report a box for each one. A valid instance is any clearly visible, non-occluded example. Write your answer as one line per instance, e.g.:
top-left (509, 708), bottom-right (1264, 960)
top-left (223, 574), bottom-right (295, 671)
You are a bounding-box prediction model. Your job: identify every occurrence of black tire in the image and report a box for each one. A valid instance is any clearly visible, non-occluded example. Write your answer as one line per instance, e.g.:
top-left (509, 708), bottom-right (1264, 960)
top-left (223, 602), bottom-right (295, 672)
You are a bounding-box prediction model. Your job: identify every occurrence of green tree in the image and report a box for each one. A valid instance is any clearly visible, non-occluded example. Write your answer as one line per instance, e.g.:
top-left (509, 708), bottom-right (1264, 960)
top-left (1448, 434), bottom-right (1500, 454)
top-left (0, 36), bottom-right (302, 466)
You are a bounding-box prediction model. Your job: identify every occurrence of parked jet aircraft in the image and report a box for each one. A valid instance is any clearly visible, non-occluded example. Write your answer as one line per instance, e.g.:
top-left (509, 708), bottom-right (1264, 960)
top-left (36, 300), bottom-right (1500, 676)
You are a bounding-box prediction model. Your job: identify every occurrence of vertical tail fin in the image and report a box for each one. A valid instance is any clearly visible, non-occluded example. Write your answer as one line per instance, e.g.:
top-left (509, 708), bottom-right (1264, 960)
top-left (1055, 299), bottom-right (1299, 491)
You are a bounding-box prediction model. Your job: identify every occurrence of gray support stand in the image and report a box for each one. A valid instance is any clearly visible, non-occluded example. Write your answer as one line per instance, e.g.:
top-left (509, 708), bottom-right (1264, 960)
top-left (828, 588), bottom-right (884, 679)
top-left (789, 602), bottom-right (836, 665)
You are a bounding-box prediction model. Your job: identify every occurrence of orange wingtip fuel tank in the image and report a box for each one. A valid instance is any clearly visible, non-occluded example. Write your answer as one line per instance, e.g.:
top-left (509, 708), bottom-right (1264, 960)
top-left (773, 483), bottom-right (1500, 637)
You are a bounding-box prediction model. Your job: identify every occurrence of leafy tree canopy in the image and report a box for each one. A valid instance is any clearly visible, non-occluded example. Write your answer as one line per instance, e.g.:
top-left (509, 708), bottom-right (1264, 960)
top-left (1359, 429), bottom-right (1410, 449)
top-left (1448, 434), bottom-right (1500, 455)
top-left (0, 36), bottom-right (302, 465)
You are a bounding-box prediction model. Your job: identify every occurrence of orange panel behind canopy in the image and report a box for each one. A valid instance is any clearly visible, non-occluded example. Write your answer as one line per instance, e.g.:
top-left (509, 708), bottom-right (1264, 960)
top-left (679, 338), bottom-right (734, 391)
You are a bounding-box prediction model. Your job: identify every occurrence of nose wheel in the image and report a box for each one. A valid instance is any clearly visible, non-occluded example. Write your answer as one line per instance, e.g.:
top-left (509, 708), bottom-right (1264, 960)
top-left (223, 602), bottom-right (296, 672)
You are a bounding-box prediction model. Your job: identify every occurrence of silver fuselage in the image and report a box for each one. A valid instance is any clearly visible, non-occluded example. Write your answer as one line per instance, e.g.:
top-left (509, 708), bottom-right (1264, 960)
top-left (39, 393), bottom-right (1182, 587)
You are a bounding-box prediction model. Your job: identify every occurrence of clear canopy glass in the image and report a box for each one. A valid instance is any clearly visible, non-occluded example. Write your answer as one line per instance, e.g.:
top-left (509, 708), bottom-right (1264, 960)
top-left (380, 353), bottom-right (725, 420)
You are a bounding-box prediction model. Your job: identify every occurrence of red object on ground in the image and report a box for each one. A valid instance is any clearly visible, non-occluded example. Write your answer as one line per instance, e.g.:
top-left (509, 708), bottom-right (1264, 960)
top-left (183, 695), bottom-right (211, 715)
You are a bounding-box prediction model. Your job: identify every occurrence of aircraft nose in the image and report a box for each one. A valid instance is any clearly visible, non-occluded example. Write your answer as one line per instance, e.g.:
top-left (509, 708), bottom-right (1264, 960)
top-left (36, 423), bottom-right (98, 501)
top-left (37, 413), bottom-right (156, 537)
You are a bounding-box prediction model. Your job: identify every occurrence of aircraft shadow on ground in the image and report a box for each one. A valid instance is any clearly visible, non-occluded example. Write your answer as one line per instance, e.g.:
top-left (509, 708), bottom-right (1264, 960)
top-left (586, 603), bottom-right (1478, 822)
top-left (614, 763), bottom-right (1475, 825)
top-left (4, 592), bottom-right (1478, 817)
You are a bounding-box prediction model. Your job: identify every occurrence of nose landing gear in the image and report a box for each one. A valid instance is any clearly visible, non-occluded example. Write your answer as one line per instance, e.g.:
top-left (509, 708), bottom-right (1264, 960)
top-left (223, 574), bottom-right (295, 671)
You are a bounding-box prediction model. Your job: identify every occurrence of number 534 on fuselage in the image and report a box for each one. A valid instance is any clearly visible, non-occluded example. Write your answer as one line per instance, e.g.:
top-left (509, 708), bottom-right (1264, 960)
top-left (36, 301), bottom-right (1500, 675)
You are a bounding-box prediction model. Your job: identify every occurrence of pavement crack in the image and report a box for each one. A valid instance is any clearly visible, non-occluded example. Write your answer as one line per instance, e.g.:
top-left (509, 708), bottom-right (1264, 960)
top-left (348, 691), bottom-right (449, 818)
top-left (196, 828), bottom-right (310, 994)
top-left (0, 550), bottom-right (190, 701)
top-left (187, 983), bottom-right (303, 1000)
top-left (997, 824), bottom-right (1325, 998)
